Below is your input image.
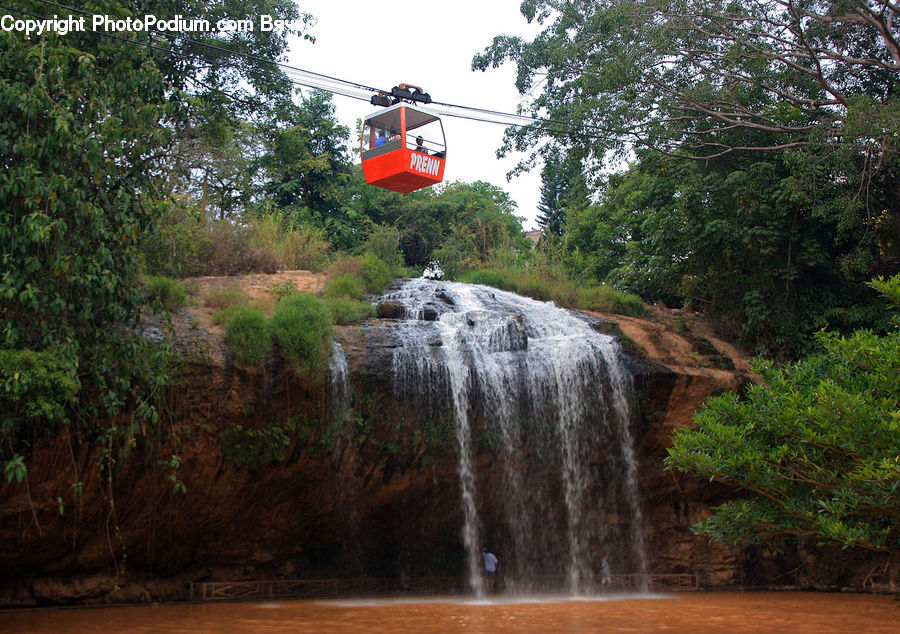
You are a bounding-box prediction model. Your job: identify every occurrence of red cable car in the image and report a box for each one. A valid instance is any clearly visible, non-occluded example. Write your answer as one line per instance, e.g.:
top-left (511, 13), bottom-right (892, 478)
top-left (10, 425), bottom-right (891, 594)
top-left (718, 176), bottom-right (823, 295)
top-left (360, 86), bottom-right (446, 193)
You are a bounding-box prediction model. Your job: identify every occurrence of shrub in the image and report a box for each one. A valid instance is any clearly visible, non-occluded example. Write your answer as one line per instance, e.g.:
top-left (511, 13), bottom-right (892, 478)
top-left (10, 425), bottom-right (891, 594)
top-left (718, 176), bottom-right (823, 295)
top-left (145, 276), bottom-right (187, 310)
top-left (324, 273), bottom-right (366, 300)
top-left (213, 304), bottom-right (245, 326)
top-left (325, 296), bottom-right (376, 325)
top-left (206, 220), bottom-right (281, 275)
top-left (139, 201), bottom-right (212, 277)
top-left (142, 204), bottom-right (334, 278)
top-left (224, 307), bottom-right (270, 366)
top-left (359, 251), bottom-right (394, 294)
top-left (248, 212), bottom-right (331, 272)
top-left (270, 280), bottom-right (298, 301)
top-left (269, 293), bottom-right (332, 376)
top-left (220, 421), bottom-right (295, 468)
top-left (578, 286), bottom-right (649, 317)
top-left (360, 224), bottom-right (404, 271)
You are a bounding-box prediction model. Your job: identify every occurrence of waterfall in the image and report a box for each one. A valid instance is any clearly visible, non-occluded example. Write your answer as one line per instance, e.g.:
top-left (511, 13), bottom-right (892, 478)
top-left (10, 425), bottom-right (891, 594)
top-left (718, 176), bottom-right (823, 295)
top-left (377, 278), bottom-right (648, 594)
top-left (329, 342), bottom-right (350, 404)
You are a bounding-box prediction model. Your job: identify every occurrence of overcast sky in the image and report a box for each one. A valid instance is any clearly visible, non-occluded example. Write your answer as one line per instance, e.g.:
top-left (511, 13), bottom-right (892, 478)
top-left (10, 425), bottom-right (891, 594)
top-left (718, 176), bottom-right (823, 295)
top-left (286, 0), bottom-right (545, 230)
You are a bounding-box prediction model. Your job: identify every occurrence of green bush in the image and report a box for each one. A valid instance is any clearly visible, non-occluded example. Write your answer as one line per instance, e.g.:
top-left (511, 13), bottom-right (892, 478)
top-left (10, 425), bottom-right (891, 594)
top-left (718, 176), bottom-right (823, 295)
top-left (221, 421), bottom-right (295, 468)
top-left (325, 296), bottom-right (376, 325)
top-left (145, 276), bottom-right (187, 310)
top-left (269, 293), bottom-right (332, 376)
top-left (139, 201), bottom-right (212, 277)
top-left (323, 273), bottom-right (366, 300)
top-left (0, 348), bottom-right (79, 430)
top-left (326, 252), bottom-right (395, 298)
top-left (213, 304), bottom-right (245, 326)
top-left (578, 286), bottom-right (649, 317)
top-left (224, 307), bottom-right (271, 365)
top-left (359, 251), bottom-right (394, 293)
top-left (270, 279), bottom-right (298, 301)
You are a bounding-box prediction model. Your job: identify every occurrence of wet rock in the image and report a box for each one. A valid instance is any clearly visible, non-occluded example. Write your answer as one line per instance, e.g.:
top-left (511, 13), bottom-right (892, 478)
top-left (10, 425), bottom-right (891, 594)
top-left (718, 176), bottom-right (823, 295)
top-left (376, 300), bottom-right (405, 319)
top-left (0, 275), bottom-right (776, 607)
top-left (435, 291), bottom-right (455, 306)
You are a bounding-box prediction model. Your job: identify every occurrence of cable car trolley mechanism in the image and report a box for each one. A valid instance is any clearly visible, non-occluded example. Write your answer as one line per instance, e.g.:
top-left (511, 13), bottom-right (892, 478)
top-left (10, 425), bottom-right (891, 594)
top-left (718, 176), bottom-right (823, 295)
top-left (360, 84), bottom-right (446, 193)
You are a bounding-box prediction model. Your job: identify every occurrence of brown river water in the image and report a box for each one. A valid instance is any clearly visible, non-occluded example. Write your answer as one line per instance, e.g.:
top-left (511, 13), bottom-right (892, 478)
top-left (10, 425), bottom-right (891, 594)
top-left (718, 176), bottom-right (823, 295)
top-left (1, 592), bottom-right (897, 633)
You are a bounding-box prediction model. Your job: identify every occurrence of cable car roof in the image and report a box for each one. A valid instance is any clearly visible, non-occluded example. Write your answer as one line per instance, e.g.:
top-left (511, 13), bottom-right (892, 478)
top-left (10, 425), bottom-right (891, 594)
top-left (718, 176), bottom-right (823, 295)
top-left (363, 103), bottom-right (441, 131)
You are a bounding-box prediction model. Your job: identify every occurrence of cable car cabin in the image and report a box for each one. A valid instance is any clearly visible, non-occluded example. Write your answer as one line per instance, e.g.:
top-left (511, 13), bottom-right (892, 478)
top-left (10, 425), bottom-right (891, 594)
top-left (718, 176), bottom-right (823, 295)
top-left (360, 103), bottom-right (446, 193)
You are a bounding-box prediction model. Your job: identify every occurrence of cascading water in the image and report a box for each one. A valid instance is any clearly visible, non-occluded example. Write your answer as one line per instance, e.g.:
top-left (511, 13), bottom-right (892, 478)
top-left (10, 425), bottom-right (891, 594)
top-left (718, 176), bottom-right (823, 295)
top-left (338, 277), bottom-right (648, 594)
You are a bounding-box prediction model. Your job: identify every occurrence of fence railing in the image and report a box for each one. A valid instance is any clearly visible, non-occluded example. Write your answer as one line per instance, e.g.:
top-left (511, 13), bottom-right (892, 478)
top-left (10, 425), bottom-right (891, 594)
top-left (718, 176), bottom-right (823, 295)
top-left (189, 573), bottom-right (698, 602)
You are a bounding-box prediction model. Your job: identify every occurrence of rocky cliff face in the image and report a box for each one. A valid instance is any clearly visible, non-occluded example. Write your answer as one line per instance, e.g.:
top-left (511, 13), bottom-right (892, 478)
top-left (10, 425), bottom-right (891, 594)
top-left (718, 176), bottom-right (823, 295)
top-left (0, 273), bottom-right (754, 606)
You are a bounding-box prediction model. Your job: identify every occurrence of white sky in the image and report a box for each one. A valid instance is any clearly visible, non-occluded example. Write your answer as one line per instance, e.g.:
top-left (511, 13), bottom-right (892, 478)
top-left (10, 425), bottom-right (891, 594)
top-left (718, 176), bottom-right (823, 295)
top-left (286, 0), bottom-right (545, 230)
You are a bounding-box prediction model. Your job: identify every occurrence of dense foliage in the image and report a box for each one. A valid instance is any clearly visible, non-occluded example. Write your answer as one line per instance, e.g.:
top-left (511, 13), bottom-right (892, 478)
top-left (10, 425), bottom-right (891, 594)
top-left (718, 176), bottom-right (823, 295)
top-left (0, 0), bottom-right (305, 476)
top-left (666, 275), bottom-right (900, 554)
top-left (476, 0), bottom-right (899, 357)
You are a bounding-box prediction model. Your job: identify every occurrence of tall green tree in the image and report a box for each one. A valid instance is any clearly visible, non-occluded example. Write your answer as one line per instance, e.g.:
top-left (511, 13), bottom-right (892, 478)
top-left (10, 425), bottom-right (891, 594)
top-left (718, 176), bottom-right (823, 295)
top-left (666, 275), bottom-right (900, 555)
top-left (567, 150), bottom-right (892, 356)
top-left (536, 147), bottom-right (569, 237)
top-left (259, 90), bottom-right (353, 244)
top-left (475, 0), bottom-right (900, 353)
top-left (141, 0), bottom-right (311, 223)
top-left (476, 0), bottom-right (899, 165)
top-left (0, 0), bottom-right (181, 474)
top-left (1, 1), bottom-right (175, 350)
top-left (431, 181), bottom-right (531, 275)
top-left (0, 0), bottom-right (311, 464)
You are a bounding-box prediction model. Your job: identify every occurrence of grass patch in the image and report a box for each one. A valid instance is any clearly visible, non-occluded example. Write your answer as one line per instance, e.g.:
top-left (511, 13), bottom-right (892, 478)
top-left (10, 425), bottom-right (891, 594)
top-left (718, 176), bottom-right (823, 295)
top-left (248, 212), bottom-right (331, 272)
top-left (324, 273), bottom-right (366, 300)
top-left (203, 285), bottom-right (249, 310)
top-left (459, 266), bottom-right (648, 317)
top-left (325, 296), bottom-right (376, 325)
top-left (145, 276), bottom-right (187, 310)
top-left (224, 307), bottom-right (271, 365)
top-left (577, 285), bottom-right (648, 317)
top-left (269, 293), bottom-right (333, 377)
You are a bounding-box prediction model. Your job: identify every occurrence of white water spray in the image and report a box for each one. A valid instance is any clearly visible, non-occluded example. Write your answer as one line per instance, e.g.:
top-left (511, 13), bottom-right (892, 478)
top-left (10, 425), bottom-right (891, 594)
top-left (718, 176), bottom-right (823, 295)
top-left (378, 278), bottom-right (648, 593)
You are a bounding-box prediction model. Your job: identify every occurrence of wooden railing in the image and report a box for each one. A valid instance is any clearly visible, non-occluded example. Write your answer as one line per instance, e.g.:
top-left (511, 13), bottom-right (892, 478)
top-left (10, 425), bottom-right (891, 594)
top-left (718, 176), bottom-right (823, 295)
top-left (611, 573), bottom-right (699, 589)
top-left (190, 573), bottom-right (698, 602)
top-left (190, 576), bottom-right (465, 602)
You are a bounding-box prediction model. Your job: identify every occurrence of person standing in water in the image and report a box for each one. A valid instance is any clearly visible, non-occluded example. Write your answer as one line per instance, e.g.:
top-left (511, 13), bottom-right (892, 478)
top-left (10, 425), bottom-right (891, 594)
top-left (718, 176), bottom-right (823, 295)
top-left (600, 554), bottom-right (612, 588)
top-left (482, 548), bottom-right (499, 592)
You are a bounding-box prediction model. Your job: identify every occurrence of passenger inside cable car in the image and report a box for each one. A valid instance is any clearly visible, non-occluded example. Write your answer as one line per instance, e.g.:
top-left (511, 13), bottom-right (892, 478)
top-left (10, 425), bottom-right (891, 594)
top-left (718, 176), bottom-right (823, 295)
top-left (360, 102), bottom-right (446, 193)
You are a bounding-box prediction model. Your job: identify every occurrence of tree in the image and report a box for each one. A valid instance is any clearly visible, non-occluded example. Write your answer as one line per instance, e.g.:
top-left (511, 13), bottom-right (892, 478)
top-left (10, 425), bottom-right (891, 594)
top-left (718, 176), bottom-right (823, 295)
top-left (0, 0), bottom-right (310, 462)
top-left (475, 1), bottom-right (899, 160)
top-left (566, 150), bottom-right (894, 356)
top-left (259, 90), bottom-right (353, 243)
top-left (152, 0), bottom-right (310, 210)
top-left (476, 1), bottom-right (899, 353)
top-left (665, 275), bottom-right (900, 554)
top-left (475, 0), bottom-right (899, 260)
top-left (536, 147), bottom-right (569, 237)
top-left (1, 1), bottom-right (174, 349)
top-left (431, 181), bottom-right (531, 275)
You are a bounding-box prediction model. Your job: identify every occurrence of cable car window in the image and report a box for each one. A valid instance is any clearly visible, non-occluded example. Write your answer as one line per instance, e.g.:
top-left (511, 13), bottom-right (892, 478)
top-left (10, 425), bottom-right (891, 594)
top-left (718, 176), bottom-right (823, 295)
top-left (360, 102), bottom-right (447, 193)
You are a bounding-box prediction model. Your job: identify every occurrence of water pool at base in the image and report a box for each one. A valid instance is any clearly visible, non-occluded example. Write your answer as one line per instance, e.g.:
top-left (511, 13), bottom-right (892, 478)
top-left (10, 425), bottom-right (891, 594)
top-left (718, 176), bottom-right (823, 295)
top-left (1, 592), bottom-right (897, 633)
